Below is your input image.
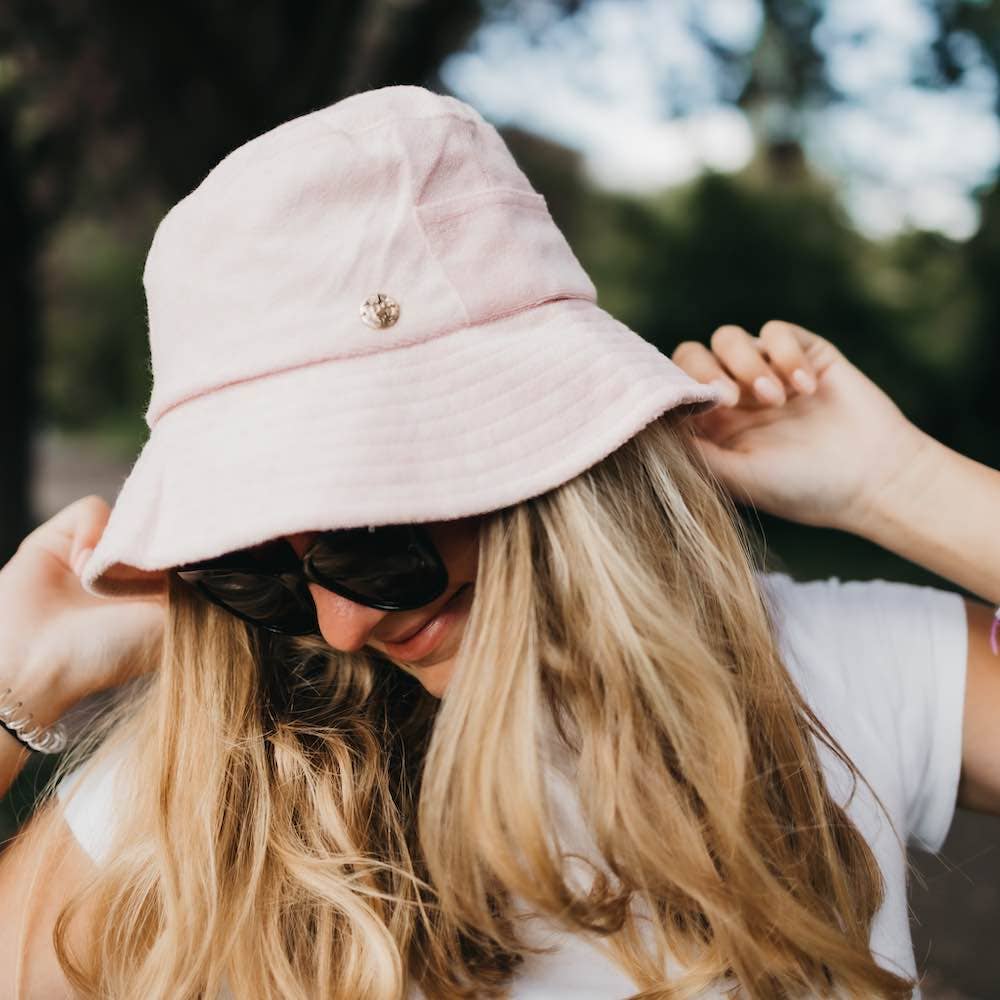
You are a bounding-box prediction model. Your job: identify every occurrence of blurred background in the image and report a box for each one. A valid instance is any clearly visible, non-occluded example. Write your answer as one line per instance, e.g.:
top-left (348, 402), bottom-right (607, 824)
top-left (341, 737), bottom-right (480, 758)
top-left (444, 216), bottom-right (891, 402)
top-left (1, 0), bottom-right (998, 994)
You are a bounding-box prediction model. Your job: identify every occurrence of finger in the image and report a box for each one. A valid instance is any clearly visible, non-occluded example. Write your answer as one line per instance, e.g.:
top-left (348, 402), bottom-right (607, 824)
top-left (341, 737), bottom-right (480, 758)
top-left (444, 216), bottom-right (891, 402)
top-left (20, 495), bottom-right (111, 573)
top-left (765, 319), bottom-right (846, 368)
top-left (671, 341), bottom-right (741, 406)
top-left (709, 325), bottom-right (787, 406)
top-left (62, 496), bottom-right (111, 574)
top-left (758, 320), bottom-right (817, 395)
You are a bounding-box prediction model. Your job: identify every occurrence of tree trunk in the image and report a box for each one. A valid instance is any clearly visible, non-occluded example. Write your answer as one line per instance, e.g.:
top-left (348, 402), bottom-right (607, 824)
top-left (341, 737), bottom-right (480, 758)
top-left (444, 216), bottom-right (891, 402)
top-left (0, 101), bottom-right (38, 564)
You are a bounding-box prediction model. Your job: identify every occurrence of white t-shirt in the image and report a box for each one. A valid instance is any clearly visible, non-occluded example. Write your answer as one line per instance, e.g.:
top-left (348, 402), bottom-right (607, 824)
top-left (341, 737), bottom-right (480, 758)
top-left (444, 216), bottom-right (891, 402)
top-left (55, 573), bottom-right (969, 998)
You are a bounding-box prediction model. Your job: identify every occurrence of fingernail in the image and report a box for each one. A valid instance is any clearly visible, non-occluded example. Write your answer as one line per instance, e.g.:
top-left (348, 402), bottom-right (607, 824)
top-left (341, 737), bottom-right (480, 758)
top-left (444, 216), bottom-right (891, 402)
top-left (753, 376), bottom-right (785, 405)
top-left (792, 368), bottom-right (816, 395)
top-left (710, 377), bottom-right (741, 407)
top-left (73, 547), bottom-right (94, 578)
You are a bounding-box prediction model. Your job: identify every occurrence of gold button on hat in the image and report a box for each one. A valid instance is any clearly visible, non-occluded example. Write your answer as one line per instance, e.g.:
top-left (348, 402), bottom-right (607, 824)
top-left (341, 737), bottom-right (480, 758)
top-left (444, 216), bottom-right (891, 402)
top-left (79, 85), bottom-right (723, 601)
top-left (360, 293), bottom-right (400, 329)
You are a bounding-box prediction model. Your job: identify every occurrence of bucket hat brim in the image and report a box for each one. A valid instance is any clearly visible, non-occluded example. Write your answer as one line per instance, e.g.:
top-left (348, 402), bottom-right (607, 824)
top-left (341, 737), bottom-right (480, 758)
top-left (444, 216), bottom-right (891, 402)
top-left (81, 296), bottom-right (722, 598)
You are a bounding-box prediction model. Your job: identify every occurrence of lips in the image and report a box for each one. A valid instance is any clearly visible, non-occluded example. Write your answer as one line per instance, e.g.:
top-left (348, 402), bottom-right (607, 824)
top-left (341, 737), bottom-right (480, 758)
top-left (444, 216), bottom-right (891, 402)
top-left (382, 584), bottom-right (470, 644)
top-left (386, 618), bottom-right (433, 645)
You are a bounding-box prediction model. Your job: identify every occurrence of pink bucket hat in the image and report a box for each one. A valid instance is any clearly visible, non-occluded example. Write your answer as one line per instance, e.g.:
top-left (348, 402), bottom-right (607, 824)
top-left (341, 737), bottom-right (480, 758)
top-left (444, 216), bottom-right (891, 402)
top-left (81, 85), bottom-right (723, 598)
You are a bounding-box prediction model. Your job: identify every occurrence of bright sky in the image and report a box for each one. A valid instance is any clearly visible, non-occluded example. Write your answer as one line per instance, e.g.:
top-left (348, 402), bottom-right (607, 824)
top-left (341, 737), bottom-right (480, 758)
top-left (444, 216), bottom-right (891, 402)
top-left (441, 0), bottom-right (1000, 240)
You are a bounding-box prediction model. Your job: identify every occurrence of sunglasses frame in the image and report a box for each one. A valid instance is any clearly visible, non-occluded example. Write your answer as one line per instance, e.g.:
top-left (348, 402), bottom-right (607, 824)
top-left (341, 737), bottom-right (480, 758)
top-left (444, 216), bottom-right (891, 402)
top-left (173, 524), bottom-right (449, 636)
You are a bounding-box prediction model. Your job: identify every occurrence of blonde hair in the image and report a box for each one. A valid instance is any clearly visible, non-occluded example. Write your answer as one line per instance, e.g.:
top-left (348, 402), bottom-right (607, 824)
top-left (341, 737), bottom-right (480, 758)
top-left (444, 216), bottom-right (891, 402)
top-left (45, 411), bottom-right (913, 998)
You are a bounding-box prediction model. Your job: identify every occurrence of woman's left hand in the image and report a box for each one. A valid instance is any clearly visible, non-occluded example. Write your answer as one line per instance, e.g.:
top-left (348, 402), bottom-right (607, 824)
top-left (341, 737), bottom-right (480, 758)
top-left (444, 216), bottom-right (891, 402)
top-left (670, 320), bottom-right (925, 533)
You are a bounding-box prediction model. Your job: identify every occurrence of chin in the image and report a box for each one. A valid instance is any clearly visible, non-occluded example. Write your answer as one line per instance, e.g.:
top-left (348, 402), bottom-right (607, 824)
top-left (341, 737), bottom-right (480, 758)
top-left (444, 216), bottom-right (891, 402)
top-left (414, 661), bottom-right (454, 699)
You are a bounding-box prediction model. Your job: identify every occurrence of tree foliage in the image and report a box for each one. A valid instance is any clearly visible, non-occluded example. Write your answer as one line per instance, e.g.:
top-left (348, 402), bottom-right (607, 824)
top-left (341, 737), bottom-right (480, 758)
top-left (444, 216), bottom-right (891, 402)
top-left (0, 0), bottom-right (517, 560)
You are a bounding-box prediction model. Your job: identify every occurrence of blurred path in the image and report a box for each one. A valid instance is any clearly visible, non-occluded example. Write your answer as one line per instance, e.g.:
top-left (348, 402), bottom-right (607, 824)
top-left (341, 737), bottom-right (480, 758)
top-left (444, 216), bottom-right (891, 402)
top-left (911, 809), bottom-right (1000, 999)
top-left (31, 428), bottom-right (135, 521)
top-left (28, 429), bottom-right (997, 998)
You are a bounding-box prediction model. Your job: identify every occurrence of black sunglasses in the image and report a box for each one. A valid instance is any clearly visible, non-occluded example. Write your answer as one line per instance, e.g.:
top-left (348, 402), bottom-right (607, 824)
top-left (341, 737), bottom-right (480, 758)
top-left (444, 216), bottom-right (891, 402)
top-left (174, 524), bottom-right (449, 636)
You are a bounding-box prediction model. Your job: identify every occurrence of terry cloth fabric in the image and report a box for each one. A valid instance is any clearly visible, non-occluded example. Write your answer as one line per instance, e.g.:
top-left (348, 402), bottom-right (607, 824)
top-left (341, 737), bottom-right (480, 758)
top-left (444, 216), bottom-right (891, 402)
top-left (79, 85), bottom-right (722, 597)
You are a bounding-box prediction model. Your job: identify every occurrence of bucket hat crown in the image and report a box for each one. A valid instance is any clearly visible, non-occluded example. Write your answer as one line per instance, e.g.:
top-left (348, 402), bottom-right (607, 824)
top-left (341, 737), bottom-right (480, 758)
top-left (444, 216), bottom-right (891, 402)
top-left (81, 85), bottom-right (721, 597)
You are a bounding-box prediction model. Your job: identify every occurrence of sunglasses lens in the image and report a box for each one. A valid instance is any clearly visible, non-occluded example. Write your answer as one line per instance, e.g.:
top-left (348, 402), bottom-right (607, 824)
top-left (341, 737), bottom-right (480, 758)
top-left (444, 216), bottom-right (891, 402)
top-left (192, 570), bottom-right (317, 634)
top-left (177, 525), bottom-right (450, 632)
top-left (305, 526), bottom-right (448, 609)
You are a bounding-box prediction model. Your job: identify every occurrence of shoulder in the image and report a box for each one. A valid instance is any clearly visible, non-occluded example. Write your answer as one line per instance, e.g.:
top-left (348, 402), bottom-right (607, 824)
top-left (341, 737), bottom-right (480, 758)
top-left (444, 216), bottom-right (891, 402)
top-left (0, 794), bottom-right (103, 996)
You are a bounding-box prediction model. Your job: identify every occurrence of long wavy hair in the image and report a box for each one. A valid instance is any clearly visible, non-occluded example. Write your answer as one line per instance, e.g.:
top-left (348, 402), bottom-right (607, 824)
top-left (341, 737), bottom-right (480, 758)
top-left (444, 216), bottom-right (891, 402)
top-left (41, 410), bottom-right (914, 998)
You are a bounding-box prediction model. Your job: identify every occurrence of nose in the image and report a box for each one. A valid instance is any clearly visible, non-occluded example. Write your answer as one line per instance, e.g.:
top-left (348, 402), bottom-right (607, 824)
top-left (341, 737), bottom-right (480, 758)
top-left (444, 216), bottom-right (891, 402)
top-left (283, 531), bottom-right (390, 652)
top-left (307, 581), bottom-right (388, 653)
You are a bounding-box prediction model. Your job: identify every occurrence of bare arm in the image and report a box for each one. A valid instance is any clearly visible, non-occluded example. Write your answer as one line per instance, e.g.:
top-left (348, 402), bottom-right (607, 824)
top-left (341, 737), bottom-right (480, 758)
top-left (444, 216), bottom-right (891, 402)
top-left (0, 681), bottom-right (90, 801)
top-left (0, 799), bottom-right (101, 998)
top-left (671, 321), bottom-right (1000, 605)
top-left (858, 431), bottom-right (1000, 606)
top-left (0, 495), bottom-right (164, 992)
top-left (0, 495), bottom-right (164, 800)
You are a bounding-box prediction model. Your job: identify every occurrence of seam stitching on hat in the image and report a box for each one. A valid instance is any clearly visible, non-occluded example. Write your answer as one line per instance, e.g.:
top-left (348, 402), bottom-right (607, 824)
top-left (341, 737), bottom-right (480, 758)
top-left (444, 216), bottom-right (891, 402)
top-left (417, 188), bottom-right (547, 223)
top-left (146, 318), bottom-right (505, 425)
top-left (145, 363), bottom-right (715, 523)
top-left (403, 117), bottom-right (474, 329)
top-left (313, 109), bottom-right (480, 140)
top-left (469, 116), bottom-right (492, 189)
top-left (146, 296), bottom-right (599, 426)
top-left (187, 110), bottom-right (480, 202)
top-left (156, 335), bottom-right (693, 475)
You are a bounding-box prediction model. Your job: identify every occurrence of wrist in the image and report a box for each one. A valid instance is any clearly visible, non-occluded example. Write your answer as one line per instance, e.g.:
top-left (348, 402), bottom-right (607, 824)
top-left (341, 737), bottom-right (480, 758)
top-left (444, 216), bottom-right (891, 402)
top-left (0, 657), bottom-right (79, 754)
top-left (0, 654), bottom-right (87, 731)
top-left (0, 687), bottom-right (70, 753)
top-left (846, 424), bottom-right (949, 546)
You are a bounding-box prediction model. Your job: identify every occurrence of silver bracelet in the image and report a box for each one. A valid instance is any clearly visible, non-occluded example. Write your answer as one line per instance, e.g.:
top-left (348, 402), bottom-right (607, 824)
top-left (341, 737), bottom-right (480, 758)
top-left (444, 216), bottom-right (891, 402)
top-left (0, 686), bottom-right (68, 754)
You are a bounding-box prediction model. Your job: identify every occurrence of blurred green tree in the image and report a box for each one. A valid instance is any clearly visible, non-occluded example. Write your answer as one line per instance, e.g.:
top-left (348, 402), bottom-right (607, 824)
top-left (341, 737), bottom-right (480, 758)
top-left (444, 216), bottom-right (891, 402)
top-left (922, 1), bottom-right (1000, 468)
top-left (0, 0), bottom-right (584, 562)
top-left (0, 97), bottom-right (39, 570)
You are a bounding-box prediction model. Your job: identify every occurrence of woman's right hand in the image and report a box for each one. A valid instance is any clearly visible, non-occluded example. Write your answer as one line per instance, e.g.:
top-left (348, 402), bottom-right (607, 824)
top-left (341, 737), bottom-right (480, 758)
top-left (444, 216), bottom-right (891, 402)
top-left (0, 495), bottom-right (165, 723)
top-left (671, 320), bottom-right (928, 534)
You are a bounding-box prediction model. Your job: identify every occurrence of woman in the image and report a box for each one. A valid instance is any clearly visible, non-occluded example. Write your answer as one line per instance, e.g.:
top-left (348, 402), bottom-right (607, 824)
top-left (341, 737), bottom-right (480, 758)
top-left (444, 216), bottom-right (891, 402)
top-left (0, 86), bottom-right (989, 999)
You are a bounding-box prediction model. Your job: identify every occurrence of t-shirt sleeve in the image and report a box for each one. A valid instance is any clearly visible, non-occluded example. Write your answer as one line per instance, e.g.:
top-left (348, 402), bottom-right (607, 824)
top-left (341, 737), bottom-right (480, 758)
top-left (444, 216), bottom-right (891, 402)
top-left (55, 747), bottom-right (128, 867)
top-left (758, 572), bottom-right (969, 855)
